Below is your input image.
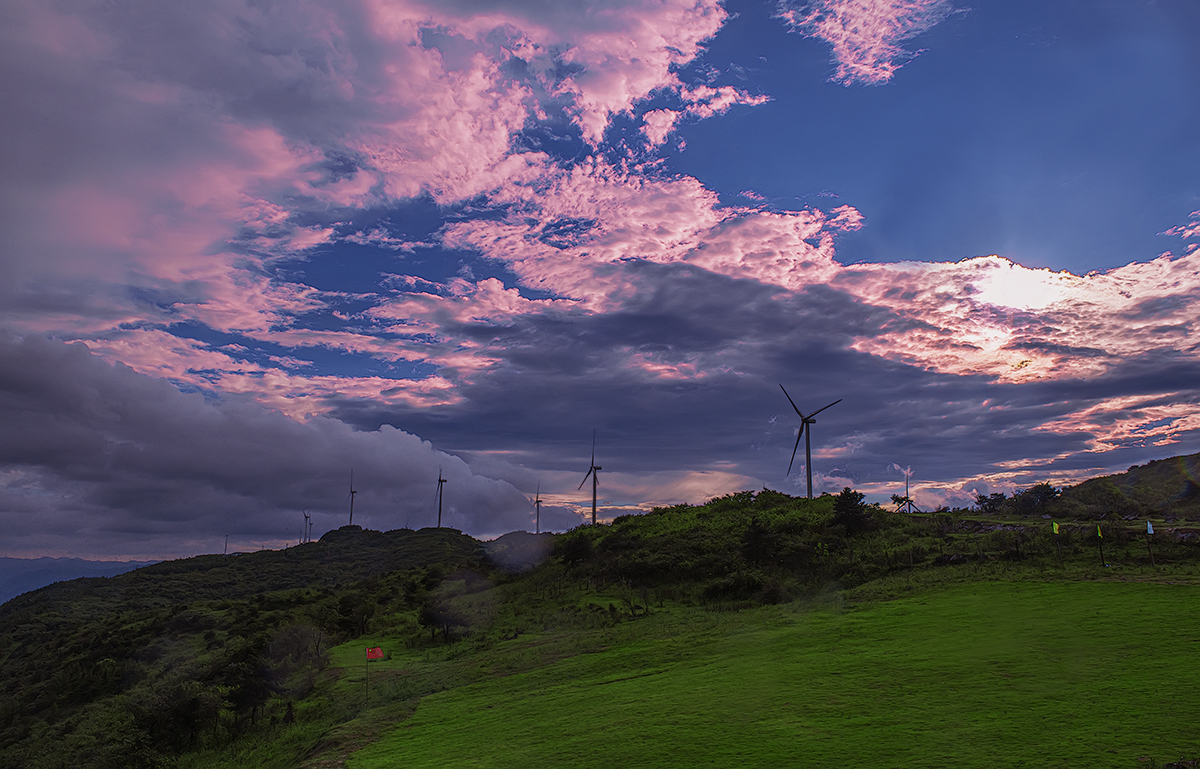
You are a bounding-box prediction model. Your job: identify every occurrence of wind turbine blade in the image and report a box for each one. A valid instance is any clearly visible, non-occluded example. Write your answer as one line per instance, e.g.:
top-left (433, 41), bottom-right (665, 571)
top-left (806, 398), bottom-right (843, 419)
top-left (578, 467), bottom-right (594, 490)
top-left (787, 422), bottom-right (804, 475)
top-left (535, 481), bottom-right (540, 504)
top-left (779, 384), bottom-right (803, 416)
top-left (591, 429), bottom-right (596, 465)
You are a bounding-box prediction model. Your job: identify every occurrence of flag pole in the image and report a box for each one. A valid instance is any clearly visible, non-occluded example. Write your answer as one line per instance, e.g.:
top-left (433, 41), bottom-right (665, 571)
top-left (1147, 520), bottom-right (1156, 567)
top-left (1097, 525), bottom-right (1105, 566)
top-left (365, 645), bottom-right (369, 706)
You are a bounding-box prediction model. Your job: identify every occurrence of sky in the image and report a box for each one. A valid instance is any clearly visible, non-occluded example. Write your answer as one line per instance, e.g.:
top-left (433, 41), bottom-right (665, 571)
top-left (1, 0), bottom-right (1198, 560)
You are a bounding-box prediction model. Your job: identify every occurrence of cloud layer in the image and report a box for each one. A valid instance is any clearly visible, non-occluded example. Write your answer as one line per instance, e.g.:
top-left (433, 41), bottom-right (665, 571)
top-left (0, 0), bottom-right (1197, 558)
top-left (0, 333), bottom-right (541, 558)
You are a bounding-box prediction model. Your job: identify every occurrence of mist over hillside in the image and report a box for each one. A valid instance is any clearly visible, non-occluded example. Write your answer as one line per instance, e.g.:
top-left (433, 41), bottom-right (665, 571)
top-left (0, 557), bottom-right (155, 605)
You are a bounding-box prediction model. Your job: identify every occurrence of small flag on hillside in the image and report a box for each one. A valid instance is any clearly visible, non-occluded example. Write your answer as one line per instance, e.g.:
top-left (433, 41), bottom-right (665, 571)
top-left (1052, 522), bottom-right (1059, 534)
top-left (1147, 520), bottom-right (1154, 535)
top-left (1097, 525), bottom-right (1103, 538)
top-left (367, 646), bottom-right (384, 660)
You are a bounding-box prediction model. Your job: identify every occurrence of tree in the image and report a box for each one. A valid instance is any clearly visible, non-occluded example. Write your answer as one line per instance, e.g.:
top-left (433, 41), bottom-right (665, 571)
top-left (975, 492), bottom-right (1008, 515)
top-left (832, 487), bottom-right (872, 535)
top-left (742, 517), bottom-right (774, 565)
top-left (558, 534), bottom-right (594, 566)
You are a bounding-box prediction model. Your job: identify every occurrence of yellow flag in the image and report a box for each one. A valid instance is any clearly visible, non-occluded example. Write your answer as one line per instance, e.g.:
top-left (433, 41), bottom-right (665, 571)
top-left (1052, 522), bottom-right (1059, 534)
top-left (1097, 525), bottom-right (1103, 538)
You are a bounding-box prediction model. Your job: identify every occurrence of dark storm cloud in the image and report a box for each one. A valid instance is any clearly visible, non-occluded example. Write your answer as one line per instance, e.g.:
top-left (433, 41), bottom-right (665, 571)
top-left (0, 333), bottom-right (534, 558)
top-left (330, 259), bottom-right (1200, 504)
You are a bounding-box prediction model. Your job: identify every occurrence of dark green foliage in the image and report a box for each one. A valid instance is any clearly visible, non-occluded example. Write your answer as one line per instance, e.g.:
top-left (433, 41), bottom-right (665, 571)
top-left (974, 492), bottom-right (1009, 515)
top-left (832, 487), bottom-right (874, 535)
top-left (557, 533), bottom-right (594, 566)
top-left (0, 527), bottom-right (485, 769)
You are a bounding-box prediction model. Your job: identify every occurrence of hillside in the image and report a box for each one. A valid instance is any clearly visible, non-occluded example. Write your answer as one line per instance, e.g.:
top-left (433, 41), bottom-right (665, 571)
top-left (1053, 451), bottom-right (1200, 519)
top-left (1, 469), bottom-right (1200, 768)
top-left (0, 527), bottom-right (485, 769)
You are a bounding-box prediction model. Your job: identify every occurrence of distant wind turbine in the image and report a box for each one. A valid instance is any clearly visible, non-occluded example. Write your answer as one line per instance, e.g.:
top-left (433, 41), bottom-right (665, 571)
top-left (891, 464), bottom-right (923, 514)
top-left (436, 468), bottom-right (448, 528)
top-left (578, 430), bottom-right (602, 525)
top-left (534, 482), bottom-right (542, 534)
top-left (780, 385), bottom-right (842, 499)
top-left (347, 470), bottom-right (358, 526)
top-left (302, 510), bottom-right (312, 543)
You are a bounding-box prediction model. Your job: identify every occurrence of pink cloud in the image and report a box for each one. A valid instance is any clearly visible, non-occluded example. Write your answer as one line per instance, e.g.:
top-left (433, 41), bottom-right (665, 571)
top-left (2, 0), bottom-right (741, 340)
top-left (778, 0), bottom-right (956, 85)
top-left (83, 328), bottom-right (462, 419)
top-left (442, 160), bottom-right (863, 310)
top-left (1035, 395), bottom-right (1200, 454)
top-left (680, 84), bottom-right (771, 118)
top-left (840, 252), bottom-right (1200, 382)
top-left (641, 86), bottom-right (769, 146)
top-left (1164, 210), bottom-right (1200, 240)
top-left (642, 109), bottom-right (683, 147)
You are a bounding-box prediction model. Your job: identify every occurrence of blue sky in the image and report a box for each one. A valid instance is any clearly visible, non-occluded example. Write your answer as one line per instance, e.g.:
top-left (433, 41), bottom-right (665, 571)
top-left (672, 0), bottom-right (1200, 270)
top-left (0, 0), bottom-right (1198, 559)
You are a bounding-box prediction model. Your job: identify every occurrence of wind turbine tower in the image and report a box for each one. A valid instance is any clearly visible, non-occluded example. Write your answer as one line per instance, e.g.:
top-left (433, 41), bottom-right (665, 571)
top-left (302, 511), bottom-right (312, 543)
top-left (436, 468), bottom-right (448, 528)
top-left (347, 470), bottom-right (358, 525)
top-left (780, 385), bottom-right (842, 499)
top-left (578, 430), bottom-right (602, 525)
top-left (534, 482), bottom-right (542, 534)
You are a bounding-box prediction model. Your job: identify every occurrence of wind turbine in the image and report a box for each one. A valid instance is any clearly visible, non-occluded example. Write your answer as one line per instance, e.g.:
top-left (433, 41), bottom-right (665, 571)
top-left (891, 464), bottom-right (923, 514)
top-left (302, 511), bottom-right (312, 543)
top-left (534, 482), bottom-right (542, 534)
top-left (780, 385), bottom-right (842, 499)
top-left (347, 470), bottom-right (358, 526)
top-left (436, 468), bottom-right (447, 528)
top-left (578, 430), bottom-right (602, 525)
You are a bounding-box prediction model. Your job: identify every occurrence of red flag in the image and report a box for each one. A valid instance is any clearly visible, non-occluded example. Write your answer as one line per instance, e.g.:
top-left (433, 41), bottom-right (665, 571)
top-left (366, 646), bottom-right (383, 659)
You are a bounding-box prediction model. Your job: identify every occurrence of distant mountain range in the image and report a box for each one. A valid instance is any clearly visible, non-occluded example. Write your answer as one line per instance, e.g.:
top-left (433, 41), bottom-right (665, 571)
top-left (0, 556), bottom-right (156, 604)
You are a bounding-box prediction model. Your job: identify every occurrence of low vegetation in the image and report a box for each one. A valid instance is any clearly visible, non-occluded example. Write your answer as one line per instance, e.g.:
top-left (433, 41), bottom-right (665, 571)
top-left (0, 452), bottom-right (1197, 768)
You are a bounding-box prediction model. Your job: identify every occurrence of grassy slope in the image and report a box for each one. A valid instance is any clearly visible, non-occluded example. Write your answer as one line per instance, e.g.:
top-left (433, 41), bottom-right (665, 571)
top-left (349, 577), bottom-right (1200, 769)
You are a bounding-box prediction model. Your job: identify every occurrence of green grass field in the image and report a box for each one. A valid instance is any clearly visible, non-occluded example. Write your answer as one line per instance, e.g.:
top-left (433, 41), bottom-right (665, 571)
top-left (347, 580), bottom-right (1200, 768)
